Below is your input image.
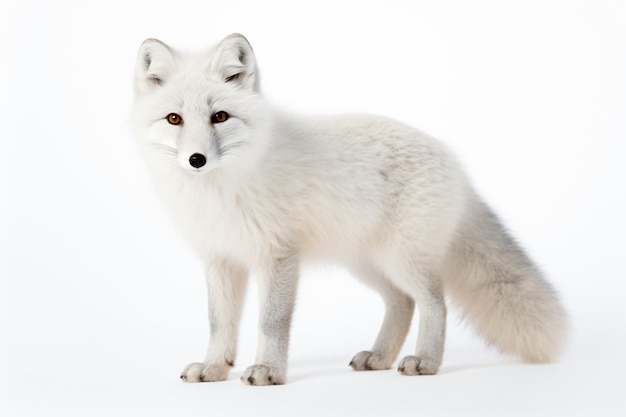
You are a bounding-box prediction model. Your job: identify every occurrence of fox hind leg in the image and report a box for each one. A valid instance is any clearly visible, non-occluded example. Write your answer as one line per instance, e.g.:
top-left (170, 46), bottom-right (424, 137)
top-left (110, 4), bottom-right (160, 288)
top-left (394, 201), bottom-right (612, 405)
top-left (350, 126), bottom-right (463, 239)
top-left (395, 268), bottom-right (446, 376)
top-left (349, 262), bottom-right (415, 371)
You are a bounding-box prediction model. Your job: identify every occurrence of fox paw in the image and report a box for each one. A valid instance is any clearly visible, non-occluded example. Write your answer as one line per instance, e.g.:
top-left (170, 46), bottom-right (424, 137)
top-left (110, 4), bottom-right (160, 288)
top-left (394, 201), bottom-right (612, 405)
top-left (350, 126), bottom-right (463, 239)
top-left (180, 362), bottom-right (231, 382)
top-left (241, 364), bottom-right (285, 386)
top-left (397, 355), bottom-right (439, 376)
top-left (349, 351), bottom-right (391, 371)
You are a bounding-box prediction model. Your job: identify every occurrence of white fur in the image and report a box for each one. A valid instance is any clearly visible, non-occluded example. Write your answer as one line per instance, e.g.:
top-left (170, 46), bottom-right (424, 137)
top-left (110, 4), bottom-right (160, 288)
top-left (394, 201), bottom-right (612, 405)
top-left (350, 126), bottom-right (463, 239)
top-left (131, 34), bottom-right (568, 385)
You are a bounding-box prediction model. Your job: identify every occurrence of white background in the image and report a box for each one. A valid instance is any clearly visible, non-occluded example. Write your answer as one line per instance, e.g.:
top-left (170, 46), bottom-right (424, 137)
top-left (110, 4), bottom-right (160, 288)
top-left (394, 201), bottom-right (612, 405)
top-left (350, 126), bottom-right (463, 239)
top-left (1, 0), bottom-right (625, 416)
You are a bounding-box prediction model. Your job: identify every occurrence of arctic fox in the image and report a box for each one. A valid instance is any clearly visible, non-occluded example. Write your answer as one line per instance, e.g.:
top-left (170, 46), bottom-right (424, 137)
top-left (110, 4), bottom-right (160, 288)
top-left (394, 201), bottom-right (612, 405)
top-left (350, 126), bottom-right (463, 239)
top-left (131, 34), bottom-right (567, 386)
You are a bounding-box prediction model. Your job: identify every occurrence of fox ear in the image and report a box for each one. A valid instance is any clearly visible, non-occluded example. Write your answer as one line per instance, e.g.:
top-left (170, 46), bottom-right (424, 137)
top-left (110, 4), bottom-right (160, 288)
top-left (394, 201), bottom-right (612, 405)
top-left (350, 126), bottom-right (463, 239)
top-left (211, 33), bottom-right (258, 91)
top-left (135, 39), bottom-right (177, 95)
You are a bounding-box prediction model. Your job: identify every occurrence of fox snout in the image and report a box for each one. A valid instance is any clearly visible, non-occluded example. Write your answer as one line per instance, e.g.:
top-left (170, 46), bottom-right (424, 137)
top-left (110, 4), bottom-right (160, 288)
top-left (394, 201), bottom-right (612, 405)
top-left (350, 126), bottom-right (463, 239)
top-left (189, 153), bottom-right (207, 169)
top-left (178, 149), bottom-right (217, 174)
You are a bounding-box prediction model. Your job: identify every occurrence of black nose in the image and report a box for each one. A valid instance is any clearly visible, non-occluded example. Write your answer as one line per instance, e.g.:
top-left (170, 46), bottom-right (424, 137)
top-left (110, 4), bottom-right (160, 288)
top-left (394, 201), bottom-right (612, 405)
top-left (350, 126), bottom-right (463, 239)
top-left (189, 153), bottom-right (207, 169)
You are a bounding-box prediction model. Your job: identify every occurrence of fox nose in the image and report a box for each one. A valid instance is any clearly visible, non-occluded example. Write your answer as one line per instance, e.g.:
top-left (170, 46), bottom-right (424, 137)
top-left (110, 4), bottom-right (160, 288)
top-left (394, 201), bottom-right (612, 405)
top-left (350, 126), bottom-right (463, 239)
top-left (189, 153), bottom-right (207, 169)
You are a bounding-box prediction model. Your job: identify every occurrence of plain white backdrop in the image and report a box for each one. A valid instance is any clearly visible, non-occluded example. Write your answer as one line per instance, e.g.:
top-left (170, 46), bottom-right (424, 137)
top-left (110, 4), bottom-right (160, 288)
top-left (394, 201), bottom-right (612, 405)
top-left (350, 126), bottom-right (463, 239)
top-left (1, 0), bottom-right (625, 416)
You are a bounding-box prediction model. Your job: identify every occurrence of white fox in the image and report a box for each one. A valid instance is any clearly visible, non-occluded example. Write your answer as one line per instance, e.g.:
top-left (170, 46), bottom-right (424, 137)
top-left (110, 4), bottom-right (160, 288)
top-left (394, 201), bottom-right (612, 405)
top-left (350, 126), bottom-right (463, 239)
top-left (131, 34), bottom-right (567, 385)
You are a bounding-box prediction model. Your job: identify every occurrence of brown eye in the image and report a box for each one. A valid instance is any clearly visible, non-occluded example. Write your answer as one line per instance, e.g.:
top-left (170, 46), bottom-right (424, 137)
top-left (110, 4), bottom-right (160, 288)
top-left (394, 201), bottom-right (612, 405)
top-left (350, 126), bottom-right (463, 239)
top-left (211, 111), bottom-right (229, 124)
top-left (167, 113), bottom-right (182, 125)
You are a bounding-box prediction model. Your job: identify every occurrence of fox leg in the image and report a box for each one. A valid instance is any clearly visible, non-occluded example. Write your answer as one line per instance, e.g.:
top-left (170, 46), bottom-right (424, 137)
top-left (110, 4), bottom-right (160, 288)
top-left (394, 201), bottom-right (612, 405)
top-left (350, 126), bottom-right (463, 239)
top-left (181, 258), bottom-right (248, 382)
top-left (396, 268), bottom-right (446, 376)
top-left (241, 253), bottom-right (299, 386)
top-left (349, 262), bottom-right (415, 371)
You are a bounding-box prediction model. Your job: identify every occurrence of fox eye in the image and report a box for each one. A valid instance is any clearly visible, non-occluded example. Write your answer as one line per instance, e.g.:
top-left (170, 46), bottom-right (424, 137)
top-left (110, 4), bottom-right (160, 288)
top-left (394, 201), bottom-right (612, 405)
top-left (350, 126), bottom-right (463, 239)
top-left (225, 73), bottom-right (240, 83)
top-left (166, 113), bottom-right (183, 125)
top-left (211, 111), bottom-right (229, 123)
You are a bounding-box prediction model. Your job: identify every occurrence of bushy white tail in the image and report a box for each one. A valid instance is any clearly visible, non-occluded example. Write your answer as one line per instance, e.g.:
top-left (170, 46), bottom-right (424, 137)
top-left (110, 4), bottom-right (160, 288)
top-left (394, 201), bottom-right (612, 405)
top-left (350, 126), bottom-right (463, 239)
top-left (443, 198), bottom-right (568, 363)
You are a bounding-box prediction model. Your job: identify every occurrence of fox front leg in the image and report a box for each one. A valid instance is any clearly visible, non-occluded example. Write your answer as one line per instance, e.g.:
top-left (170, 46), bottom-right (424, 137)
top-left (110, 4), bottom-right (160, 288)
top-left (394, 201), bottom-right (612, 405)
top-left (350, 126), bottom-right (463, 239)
top-left (181, 258), bottom-right (248, 382)
top-left (241, 254), bottom-right (299, 386)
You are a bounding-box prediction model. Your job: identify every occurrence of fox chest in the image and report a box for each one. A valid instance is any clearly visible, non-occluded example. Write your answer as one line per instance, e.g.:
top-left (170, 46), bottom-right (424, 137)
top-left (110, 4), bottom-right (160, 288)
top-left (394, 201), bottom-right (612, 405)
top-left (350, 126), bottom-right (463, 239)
top-left (170, 186), bottom-right (281, 265)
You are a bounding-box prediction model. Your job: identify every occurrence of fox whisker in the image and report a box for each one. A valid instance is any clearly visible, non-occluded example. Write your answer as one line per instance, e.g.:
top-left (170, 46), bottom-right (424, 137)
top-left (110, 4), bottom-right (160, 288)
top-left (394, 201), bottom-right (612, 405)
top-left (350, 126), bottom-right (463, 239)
top-left (219, 142), bottom-right (246, 158)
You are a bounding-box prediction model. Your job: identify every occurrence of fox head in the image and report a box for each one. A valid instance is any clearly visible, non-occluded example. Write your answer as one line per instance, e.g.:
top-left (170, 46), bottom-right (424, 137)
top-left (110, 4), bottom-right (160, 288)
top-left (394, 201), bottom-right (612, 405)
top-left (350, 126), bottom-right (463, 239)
top-left (132, 34), bottom-right (270, 176)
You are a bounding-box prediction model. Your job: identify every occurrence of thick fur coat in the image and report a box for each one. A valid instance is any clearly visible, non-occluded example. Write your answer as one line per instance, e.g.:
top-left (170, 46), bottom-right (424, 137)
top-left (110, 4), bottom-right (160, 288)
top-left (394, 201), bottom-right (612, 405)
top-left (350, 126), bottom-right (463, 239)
top-left (131, 34), bottom-right (567, 385)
